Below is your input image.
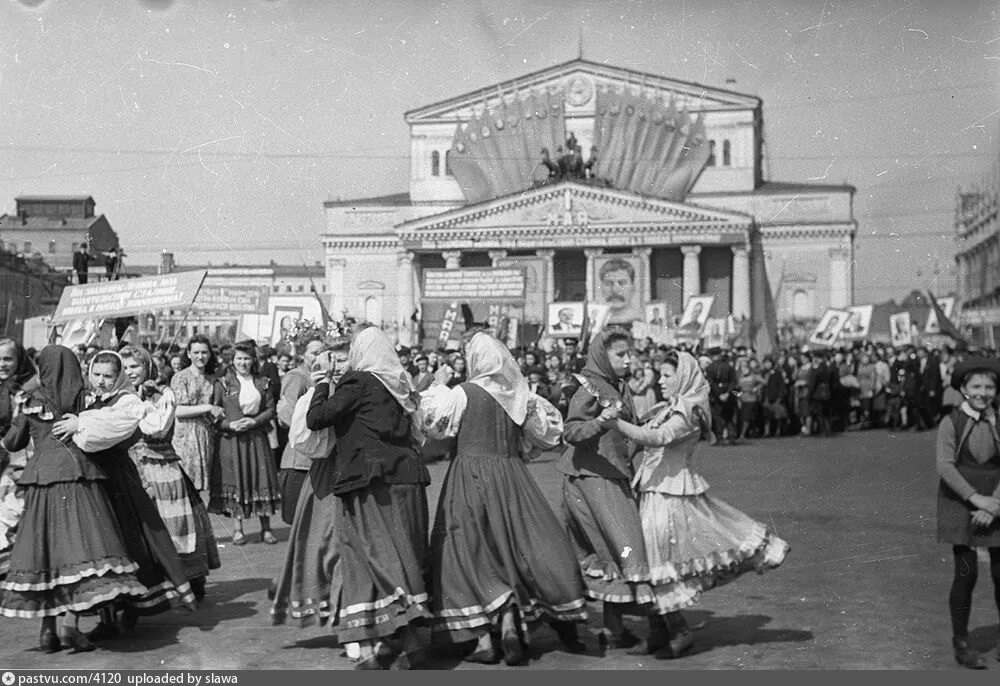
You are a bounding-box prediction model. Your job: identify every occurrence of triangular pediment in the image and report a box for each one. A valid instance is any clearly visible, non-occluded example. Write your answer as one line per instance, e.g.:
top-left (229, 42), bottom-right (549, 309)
top-left (397, 182), bottom-right (753, 234)
top-left (405, 58), bottom-right (760, 123)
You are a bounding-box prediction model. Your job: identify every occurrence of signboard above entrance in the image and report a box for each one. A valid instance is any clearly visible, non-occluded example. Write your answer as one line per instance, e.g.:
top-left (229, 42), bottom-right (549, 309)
top-left (422, 268), bottom-right (526, 301)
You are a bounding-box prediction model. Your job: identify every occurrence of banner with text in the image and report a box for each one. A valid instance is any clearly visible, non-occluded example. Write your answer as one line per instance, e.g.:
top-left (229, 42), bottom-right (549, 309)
top-left (52, 271), bottom-right (207, 322)
top-left (423, 268), bottom-right (526, 301)
top-left (193, 286), bottom-right (270, 314)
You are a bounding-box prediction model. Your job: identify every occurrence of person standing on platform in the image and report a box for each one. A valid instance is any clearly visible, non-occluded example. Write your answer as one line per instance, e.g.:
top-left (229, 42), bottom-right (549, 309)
top-left (934, 357), bottom-right (1000, 670)
top-left (558, 331), bottom-right (657, 654)
top-left (73, 243), bottom-right (92, 285)
top-left (421, 331), bottom-right (587, 666)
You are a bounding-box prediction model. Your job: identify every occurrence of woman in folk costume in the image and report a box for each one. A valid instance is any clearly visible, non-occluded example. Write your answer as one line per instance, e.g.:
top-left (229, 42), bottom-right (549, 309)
top-left (119, 345), bottom-right (220, 602)
top-left (934, 357), bottom-right (1000, 669)
top-left (612, 350), bottom-right (790, 659)
top-left (53, 350), bottom-right (196, 640)
top-left (210, 340), bottom-right (281, 545)
top-left (270, 341), bottom-right (355, 657)
top-left (0, 338), bottom-right (37, 579)
top-left (305, 326), bottom-right (431, 670)
top-left (421, 331), bottom-right (587, 667)
top-left (0, 346), bottom-right (146, 653)
top-left (558, 330), bottom-right (655, 654)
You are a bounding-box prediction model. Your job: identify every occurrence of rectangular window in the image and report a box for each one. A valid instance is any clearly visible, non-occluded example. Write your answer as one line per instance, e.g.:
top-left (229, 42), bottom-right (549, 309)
top-left (297, 285), bottom-right (304, 292)
top-left (48, 240), bottom-right (57, 254)
top-left (23, 241), bottom-right (32, 253)
top-left (706, 140), bottom-right (716, 167)
top-left (286, 285), bottom-right (293, 292)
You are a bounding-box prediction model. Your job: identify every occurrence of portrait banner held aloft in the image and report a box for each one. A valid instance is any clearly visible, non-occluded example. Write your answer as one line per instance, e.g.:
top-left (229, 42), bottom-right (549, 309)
top-left (808, 308), bottom-right (850, 347)
top-left (889, 311), bottom-right (913, 348)
top-left (838, 305), bottom-right (874, 341)
top-left (592, 254), bottom-right (644, 324)
top-left (675, 295), bottom-right (714, 344)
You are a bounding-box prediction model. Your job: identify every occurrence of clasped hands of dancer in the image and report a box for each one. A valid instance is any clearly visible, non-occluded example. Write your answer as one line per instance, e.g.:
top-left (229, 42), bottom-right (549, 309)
top-left (968, 493), bottom-right (1000, 529)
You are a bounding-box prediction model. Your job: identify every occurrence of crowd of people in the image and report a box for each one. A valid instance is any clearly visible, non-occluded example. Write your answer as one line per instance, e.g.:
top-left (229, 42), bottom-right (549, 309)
top-left (0, 322), bottom-right (996, 669)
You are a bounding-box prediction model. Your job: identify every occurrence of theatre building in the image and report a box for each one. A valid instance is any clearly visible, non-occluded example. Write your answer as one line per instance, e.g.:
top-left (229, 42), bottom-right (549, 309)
top-left (322, 58), bottom-right (857, 346)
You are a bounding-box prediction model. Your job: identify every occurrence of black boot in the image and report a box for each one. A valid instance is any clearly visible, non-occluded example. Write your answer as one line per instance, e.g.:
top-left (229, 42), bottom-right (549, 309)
top-left (550, 620), bottom-right (586, 653)
top-left (953, 637), bottom-right (986, 669)
top-left (626, 615), bottom-right (669, 656)
top-left (655, 612), bottom-right (694, 659)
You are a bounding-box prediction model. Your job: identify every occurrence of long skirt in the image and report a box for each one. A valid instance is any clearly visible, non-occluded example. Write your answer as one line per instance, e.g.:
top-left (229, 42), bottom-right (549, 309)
top-left (133, 456), bottom-right (221, 581)
top-left (0, 480), bottom-right (147, 618)
top-left (99, 458), bottom-right (197, 615)
top-left (562, 475), bottom-right (654, 605)
top-left (213, 428), bottom-right (280, 519)
top-left (278, 468), bottom-right (309, 526)
top-left (638, 490), bottom-right (789, 614)
top-left (270, 459), bottom-right (340, 627)
top-left (431, 456), bottom-right (588, 643)
top-left (332, 481), bottom-right (431, 643)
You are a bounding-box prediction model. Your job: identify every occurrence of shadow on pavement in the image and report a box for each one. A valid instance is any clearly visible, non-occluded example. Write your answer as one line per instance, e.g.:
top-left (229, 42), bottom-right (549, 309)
top-left (969, 625), bottom-right (999, 654)
top-left (683, 610), bottom-right (814, 651)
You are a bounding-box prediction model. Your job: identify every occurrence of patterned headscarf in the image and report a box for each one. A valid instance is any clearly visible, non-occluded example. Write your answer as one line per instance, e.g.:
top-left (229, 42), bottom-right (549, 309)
top-left (348, 327), bottom-right (417, 413)
top-left (87, 350), bottom-right (137, 403)
top-left (660, 351), bottom-right (711, 426)
top-left (465, 332), bottom-right (531, 425)
top-left (579, 331), bottom-right (634, 422)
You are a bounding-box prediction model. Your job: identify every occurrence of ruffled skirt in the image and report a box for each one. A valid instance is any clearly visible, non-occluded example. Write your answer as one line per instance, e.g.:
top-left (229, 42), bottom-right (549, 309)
top-left (562, 475), bottom-right (653, 605)
top-left (212, 428), bottom-right (281, 519)
top-left (270, 460), bottom-right (340, 627)
top-left (0, 480), bottom-right (147, 618)
top-left (430, 455), bottom-right (588, 642)
top-left (638, 490), bottom-right (789, 614)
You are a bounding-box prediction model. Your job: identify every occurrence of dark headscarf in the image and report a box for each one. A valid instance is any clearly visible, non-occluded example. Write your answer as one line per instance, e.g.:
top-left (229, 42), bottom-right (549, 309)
top-left (0, 338), bottom-right (37, 429)
top-left (579, 332), bottom-right (635, 422)
top-left (33, 345), bottom-right (86, 418)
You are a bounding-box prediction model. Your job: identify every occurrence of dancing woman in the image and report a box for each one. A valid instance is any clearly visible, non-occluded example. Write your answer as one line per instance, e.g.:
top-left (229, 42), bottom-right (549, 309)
top-left (54, 351), bottom-right (196, 639)
top-left (421, 331), bottom-right (587, 666)
top-left (305, 327), bottom-right (431, 669)
top-left (119, 345), bottom-right (220, 602)
top-left (0, 346), bottom-right (146, 653)
top-left (0, 338), bottom-right (37, 578)
top-left (612, 350), bottom-right (789, 659)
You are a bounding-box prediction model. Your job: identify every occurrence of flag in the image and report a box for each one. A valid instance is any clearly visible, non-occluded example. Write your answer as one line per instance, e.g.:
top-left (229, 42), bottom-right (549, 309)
top-left (578, 299), bottom-right (592, 356)
top-left (303, 262), bottom-right (333, 327)
top-left (411, 307), bottom-right (425, 344)
top-left (926, 290), bottom-right (966, 343)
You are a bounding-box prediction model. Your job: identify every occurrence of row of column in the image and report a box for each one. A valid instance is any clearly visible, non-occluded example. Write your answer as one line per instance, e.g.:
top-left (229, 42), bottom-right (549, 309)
top-left (399, 244), bottom-right (753, 321)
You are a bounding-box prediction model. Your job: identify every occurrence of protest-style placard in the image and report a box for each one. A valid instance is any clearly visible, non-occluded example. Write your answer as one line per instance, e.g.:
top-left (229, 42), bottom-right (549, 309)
top-left (193, 285), bottom-right (270, 314)
top-left (51, 271), bottom-right (207, 322)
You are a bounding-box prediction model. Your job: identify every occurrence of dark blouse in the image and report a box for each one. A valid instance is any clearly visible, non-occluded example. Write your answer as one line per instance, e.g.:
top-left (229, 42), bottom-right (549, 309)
top-left (307, 370), bottom-right (428, 496)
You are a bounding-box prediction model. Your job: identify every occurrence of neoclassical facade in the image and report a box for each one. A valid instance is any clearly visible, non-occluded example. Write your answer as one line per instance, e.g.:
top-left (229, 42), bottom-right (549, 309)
top-left (323, 58), bottom-right (857, 345)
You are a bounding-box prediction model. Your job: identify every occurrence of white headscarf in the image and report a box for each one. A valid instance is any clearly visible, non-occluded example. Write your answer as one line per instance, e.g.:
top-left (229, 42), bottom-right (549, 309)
top-left (660, 351), bottom-right (711, 424)
top-left (465, 332), bottom-right (531, 425)
top-left (88, 350), bottom-right (138, 402)
top-left (348, 327), bottom-right (418, 413)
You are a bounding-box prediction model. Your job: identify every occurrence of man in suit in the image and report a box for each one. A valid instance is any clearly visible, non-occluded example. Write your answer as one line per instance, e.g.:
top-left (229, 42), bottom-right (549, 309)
top-left (551, 307), bottom-right (577, 332)
top-left (704, 347), bottom-right (738, 445)
top-left (73, 242), bottom-right (93, 284)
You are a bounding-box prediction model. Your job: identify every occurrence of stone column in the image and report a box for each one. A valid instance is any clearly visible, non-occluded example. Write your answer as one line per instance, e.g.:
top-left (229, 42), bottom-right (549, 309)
top-left (632, 246), bottom-right (652, 303)
top-left (327, 257), bottom-right (347, 320)
top-left (442, 250), bottom-right (462, 270)
top-left (397, 252), bottom-right (415, 332)
top-left (829, 247), bottom-right (850, 309)
top-left (731, 244), bottom-right (751, 319)
top-left (488, 249), bottom-right (508, 267)
top-left (681, 245), bottom-right (701, 306)
top-left (584, 248), bottom-right (604, 301)
top-left (537, 249), bottom-right (556, 305)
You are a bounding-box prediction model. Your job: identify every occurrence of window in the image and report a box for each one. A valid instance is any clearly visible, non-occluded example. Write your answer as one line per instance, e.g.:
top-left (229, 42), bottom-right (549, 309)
top-left (431, 150), bottom-right (440, 176)
top-left (297, 285), bottom-right (304, 293)
top-left (48, 240), bottom-right (57, 254)
top-left (273, 285), bottom-right (280, 293)
top-left (706, 141), bottom-right (716, 167)
top-left (286, 285), bottom-right (293, 293)
top-left (192, 326), bottom-right (199, 335)
top-left (23, 241), bottom-right (32, 253)
top-left (72, 242), bottom-right (79, 252)
top-left (445, 150), bottom-right (452, 176)
top-left (722, 139), bottom-right (731, 166)
top-left (792, 290), bottom-right (810, 320)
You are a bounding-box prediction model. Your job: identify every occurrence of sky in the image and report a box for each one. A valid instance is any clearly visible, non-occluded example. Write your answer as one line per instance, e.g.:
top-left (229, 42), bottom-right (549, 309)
top-left (0, 0), bottom-right (997, 304)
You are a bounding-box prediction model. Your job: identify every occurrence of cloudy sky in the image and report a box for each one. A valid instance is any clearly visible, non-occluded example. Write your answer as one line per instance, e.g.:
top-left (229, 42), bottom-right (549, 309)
top-left (0, 0), bottom-right (996, 303)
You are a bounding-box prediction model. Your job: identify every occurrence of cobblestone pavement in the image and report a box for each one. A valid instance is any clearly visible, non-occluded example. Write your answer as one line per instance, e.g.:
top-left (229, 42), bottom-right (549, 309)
top-left (1, 429), bottom-right (995, 670)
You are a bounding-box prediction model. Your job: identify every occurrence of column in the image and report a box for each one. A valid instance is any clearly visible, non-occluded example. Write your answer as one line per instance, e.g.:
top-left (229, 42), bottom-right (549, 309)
top-left (584, 248), bottom-right (604, 301)
top-left (396, 252), bottom-right (415, 331)
top-left (327, 257), bottom-right (347, 320)
top-left (442, 250), bottom-right (462, 270)
top-left (828, 247), bottom-right (850, 308)
top-left (488, 249), bottom-right (508, 267)
top-left (681, 245), bottom-right (701, 306)
top-left (730, 244), bottom-right (751, 319)
top-left (537, 249), bottom-right (556, 306)
top-left (955, 254), bottom-right (967, 303)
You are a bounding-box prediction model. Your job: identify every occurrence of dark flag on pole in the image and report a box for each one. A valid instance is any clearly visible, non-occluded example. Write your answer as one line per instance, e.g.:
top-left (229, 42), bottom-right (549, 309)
top-left (578, 300), bottom-right (592, 356)
top-left (926, 290), bottom-right (966, 344)
top-left (303, 262), bottom-right (334, 327)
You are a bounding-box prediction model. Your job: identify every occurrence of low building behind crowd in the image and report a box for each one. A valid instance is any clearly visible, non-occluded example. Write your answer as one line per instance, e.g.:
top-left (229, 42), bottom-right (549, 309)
top-left (321, 57), bottom-right (859, 349)
top-left (955, 160), bottom-right (1000, 348)
top-left (0, 241), bottom-right (69, 341)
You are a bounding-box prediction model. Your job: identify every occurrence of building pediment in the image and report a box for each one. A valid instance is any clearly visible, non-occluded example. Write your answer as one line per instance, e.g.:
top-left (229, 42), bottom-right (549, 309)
top-left (405, 59), bottom-right (760, 123)
top-left (396, 182), bottom-right (753, 249)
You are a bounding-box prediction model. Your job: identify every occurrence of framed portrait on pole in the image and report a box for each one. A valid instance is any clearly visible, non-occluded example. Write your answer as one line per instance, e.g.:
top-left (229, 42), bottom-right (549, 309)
top-left (547, 302), bottom-right (584, 337)
top-left (808, 308), bottom-right (850, 346)
top-left (889, 311), bottom-right (913, 347)
top-left (839, 305), bottom-right (874, 340)
top-left (677, 295), bottom-right (714, 335)
top-left (592, 254), bottom-right (644, 324)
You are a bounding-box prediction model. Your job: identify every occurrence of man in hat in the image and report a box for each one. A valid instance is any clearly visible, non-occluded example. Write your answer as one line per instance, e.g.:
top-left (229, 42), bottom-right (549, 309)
top-left (411, 353), bottom-right (434, 393)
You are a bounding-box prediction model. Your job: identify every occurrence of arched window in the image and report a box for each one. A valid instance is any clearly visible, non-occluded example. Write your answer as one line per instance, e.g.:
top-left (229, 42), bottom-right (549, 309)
top-left (792, 290), bottom-right (810, 320)
top-left (722, 139), bottom-right (731, 166)
top-left (706, 140), bottom-right (716, 167)
top-left (445, 150), bottom-right (452, 176)
top-left (431, 150), bottom-right (440, 176)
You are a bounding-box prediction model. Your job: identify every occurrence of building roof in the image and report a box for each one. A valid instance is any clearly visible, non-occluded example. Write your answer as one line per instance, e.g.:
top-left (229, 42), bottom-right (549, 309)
top-left (0, 214), bottom-right (103, 231)
top-left (691, 180), bottom-right (857, 197)
top-left (15, 195), bottom-right (94, 203)
top-left (323, 192), bottom-right (412, 208)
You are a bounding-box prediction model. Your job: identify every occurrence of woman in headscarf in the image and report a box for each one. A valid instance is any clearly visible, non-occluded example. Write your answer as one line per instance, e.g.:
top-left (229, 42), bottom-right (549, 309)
top-left (210, 340), bottom-right (281, 545)
top-left (421, 331), bottom-right (586, 667)
top-left (557, 330), bottom-right (656, 654)
top-left (612, 350), bottom-right (790, 660)
top-left (53, 350), bottom-right (196, 640)
top-left (305, 326), bottom-right (431, 670)
top-left (0, 346), bottom-right (146, 653)
top-left (119, 345), bottom-right (220, 603)
top-left (0, 338), bottom-right (37, 578)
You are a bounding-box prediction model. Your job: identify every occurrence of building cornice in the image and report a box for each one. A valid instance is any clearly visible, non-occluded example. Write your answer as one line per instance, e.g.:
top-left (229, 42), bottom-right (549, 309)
top-left (758, 223), bottom-right (856, 241)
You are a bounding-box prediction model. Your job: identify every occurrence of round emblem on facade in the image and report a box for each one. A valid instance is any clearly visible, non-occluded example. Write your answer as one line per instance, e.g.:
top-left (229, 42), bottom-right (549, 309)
top-left (566, 75), bottom-right (594, 106)
top-left (481, 125), bottom-right (491, 138)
